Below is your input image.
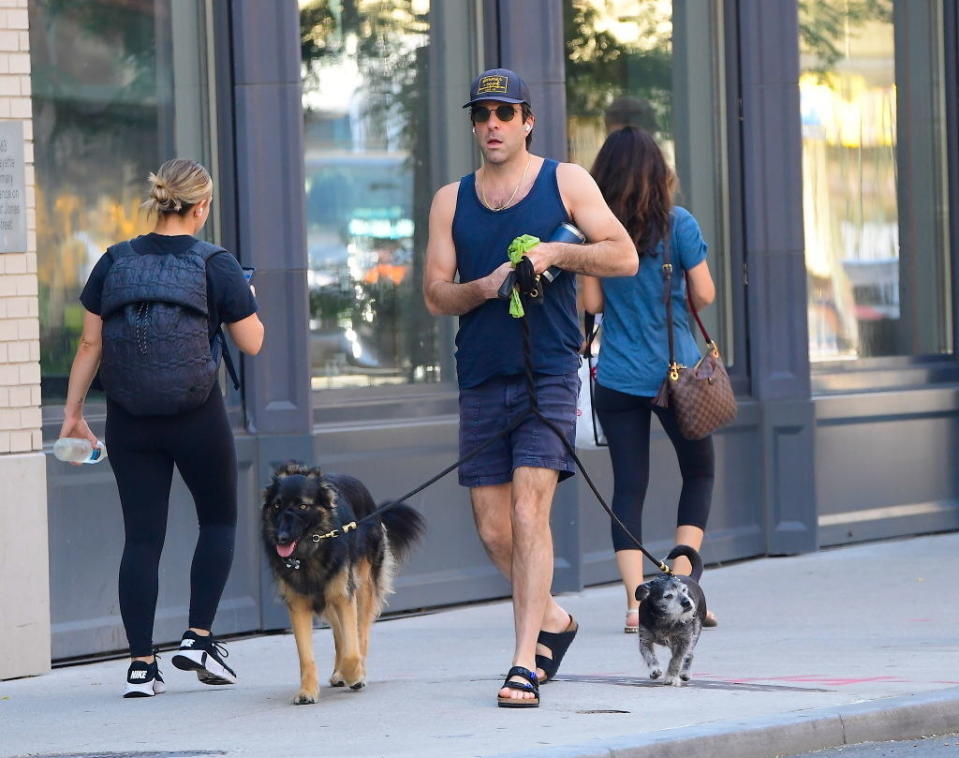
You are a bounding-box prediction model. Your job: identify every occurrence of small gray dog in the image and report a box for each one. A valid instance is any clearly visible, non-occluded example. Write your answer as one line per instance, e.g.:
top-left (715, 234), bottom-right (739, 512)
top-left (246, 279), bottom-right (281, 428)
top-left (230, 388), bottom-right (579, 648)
top-left (635, 545), bottom-right (707, 686)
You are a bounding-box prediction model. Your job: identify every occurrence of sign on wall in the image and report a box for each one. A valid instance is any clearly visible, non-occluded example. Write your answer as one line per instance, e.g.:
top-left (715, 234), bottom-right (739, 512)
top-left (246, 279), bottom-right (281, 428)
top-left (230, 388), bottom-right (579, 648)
top-left (0, 121), bottom-right (27, 253)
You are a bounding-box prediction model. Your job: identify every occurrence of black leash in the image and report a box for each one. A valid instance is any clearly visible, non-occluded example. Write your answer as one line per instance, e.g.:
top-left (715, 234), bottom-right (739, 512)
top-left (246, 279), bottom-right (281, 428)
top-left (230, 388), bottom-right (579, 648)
top-left (312, 258), bottom-right (673, 574)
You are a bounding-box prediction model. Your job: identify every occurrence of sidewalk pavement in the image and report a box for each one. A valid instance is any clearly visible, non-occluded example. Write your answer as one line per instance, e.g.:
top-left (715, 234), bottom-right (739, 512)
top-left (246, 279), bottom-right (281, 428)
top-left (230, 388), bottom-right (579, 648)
top-left (2, 532), bottom-right (958, 758)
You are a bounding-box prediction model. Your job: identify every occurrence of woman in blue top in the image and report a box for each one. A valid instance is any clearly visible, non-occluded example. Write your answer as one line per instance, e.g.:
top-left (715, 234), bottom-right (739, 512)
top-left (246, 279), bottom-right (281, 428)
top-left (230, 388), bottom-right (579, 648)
top-left (580, 127), bottom-right (718, 632)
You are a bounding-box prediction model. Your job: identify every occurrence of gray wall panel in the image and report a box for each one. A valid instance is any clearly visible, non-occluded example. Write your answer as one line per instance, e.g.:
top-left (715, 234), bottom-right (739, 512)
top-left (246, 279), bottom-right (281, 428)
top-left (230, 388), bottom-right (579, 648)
top-left (230, 0), bottom-right (301, 85)
top-left (738, 0), bottom-right (817, 554)
top-left (232, 82), bottom-right (311, 436)
top-left (495, 0), bottom-right (568, 163)
top-left (815, 389), bottom-right (959, 546)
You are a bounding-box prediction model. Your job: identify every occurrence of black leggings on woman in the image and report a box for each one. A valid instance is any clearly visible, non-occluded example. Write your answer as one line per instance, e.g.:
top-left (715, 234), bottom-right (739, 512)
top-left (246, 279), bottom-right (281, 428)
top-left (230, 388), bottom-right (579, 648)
top-left (593, 382), bottom-right (715, 552)
top-left (105, 388), bottom-right (237, 657)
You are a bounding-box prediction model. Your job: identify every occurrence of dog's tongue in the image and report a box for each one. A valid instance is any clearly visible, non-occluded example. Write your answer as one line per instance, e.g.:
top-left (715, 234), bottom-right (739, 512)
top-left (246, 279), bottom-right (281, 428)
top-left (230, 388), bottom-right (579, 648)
top-left (276, 540), bottom-right (298, 559)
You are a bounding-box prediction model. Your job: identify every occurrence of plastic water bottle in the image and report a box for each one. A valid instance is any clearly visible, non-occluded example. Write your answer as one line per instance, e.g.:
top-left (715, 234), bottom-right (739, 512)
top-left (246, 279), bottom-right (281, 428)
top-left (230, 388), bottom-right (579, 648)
top-left (53, 437), bottom-right (107, 464)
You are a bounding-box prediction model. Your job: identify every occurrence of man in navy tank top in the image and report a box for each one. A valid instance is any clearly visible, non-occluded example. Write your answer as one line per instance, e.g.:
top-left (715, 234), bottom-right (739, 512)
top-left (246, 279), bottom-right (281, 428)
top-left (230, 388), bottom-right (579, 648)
top-left (423, 69), bottom-right (637, 707)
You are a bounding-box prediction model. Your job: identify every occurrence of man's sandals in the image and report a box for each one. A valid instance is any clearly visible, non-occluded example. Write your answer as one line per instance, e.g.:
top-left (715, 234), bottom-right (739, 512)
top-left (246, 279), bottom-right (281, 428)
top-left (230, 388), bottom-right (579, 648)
top-left (497, 666), bottom-right (540, 708)
top-left (496, 615), bottom-right (578, 708)
top-left (535, 614), bottom-right (578, 684)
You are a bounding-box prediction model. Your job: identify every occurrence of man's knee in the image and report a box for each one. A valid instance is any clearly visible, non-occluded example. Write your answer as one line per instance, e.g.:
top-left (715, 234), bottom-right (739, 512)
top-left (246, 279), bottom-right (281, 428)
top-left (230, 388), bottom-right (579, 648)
top-left (511, 497), bottom-right (552, 535)
top-left (476, 519), bottom-right (511, 557)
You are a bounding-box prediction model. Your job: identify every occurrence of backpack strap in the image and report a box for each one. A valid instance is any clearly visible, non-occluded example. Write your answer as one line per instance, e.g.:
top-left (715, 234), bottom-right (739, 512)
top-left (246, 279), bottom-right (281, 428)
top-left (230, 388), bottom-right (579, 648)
top-left (185, 240), bottom-right (242, 392)
top-left (217, 327), bottom-right (241, 392)
top-left (106, 240), bottom-right (137, 262)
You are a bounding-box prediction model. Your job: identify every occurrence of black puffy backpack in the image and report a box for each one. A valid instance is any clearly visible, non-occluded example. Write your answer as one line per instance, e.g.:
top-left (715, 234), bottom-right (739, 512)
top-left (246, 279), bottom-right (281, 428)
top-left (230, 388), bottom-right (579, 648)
top-left (99, 239), bottom-right (237, 416)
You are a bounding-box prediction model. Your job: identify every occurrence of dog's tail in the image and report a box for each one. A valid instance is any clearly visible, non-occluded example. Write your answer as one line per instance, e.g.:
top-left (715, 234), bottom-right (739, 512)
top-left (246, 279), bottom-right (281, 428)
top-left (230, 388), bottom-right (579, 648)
top-left (667, 544), bottom-right (703, 582)
top-left (379, 501), bottom-right (426, 562)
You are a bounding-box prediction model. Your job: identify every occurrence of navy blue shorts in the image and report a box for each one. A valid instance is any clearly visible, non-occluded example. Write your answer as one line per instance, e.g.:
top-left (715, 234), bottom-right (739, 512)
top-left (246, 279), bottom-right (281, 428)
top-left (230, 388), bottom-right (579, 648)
top-left (458, 372), bottom-right (580, 488)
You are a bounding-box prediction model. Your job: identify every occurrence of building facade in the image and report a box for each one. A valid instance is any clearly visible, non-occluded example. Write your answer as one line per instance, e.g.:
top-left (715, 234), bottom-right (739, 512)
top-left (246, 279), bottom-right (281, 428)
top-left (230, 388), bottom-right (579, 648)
top-left (1, 0), bottom-right (957, 676)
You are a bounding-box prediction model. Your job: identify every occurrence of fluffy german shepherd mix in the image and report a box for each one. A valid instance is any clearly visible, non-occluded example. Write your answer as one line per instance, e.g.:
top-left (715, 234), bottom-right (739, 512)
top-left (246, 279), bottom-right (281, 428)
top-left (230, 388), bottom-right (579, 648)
top-left (262, 462), bottom-right (425, 705)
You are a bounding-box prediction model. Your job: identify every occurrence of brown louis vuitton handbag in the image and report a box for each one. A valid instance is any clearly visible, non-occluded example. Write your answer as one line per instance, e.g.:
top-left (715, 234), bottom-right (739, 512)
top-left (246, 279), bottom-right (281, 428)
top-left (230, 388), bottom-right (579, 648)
top-left (653, 228), bottom-right (737, 440)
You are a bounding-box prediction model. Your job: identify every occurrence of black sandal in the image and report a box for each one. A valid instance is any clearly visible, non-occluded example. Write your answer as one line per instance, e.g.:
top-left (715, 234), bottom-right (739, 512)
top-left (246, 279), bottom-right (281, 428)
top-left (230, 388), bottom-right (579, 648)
top-left (535, 614), bottom-right (578, 683)
top-left (497, 665), bottom-right (540, 708)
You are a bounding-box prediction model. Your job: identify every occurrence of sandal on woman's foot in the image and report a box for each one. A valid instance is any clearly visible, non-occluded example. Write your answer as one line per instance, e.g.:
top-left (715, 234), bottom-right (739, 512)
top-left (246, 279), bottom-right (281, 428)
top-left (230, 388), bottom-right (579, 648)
top-left (497, 665), bottom-right (539, 708)
top-left (535, 615), bottom-right (578, 684)
top-left (624, 608), bottom-right (639, 634)
top-left (704, 610), bottom-right (719, 628)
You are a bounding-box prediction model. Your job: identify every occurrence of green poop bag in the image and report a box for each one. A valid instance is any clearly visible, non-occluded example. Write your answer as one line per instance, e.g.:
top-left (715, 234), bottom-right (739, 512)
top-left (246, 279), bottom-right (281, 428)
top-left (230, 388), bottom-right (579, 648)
top-left (506, 234), bottom-right (540, 318)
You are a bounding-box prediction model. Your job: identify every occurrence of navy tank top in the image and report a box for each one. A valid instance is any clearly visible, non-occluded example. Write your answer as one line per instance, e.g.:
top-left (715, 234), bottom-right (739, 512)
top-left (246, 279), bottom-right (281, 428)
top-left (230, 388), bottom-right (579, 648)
top-left (452, 158), bottom-right (580, 389)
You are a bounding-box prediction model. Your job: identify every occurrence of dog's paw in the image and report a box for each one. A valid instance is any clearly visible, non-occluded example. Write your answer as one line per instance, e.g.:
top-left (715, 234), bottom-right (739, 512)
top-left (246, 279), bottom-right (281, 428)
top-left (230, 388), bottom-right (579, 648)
top-left (349, 680), bottom-right (366, 691)
top-left (649, 669), bottom-right (662, 680)
top-left (292, 690), bottom-right (319, 705)
top-left (680, 672), bottom-right (690, 681)
top-left (329, 672), bottom-right (346, 687)
top-left (663, 676), bottom-right (683, 687)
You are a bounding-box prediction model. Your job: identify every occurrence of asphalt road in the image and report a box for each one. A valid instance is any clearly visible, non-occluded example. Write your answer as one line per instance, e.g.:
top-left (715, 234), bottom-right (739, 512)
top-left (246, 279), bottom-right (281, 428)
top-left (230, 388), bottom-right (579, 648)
top-left (783, 734), bottom-right (959, 757)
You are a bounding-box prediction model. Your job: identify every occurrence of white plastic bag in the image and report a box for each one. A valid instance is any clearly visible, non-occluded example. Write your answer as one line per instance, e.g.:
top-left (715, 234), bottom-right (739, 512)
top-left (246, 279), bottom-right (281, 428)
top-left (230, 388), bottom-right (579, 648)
top-left (575, 354), bottom-right (606, 448)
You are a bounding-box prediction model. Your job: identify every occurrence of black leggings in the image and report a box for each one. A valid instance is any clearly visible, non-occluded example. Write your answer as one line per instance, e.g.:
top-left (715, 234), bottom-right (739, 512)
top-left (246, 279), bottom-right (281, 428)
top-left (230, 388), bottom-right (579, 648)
top-left (593, 382), bottom-right (714, 552)
top-left (105, 389), bottom-right (237, 657)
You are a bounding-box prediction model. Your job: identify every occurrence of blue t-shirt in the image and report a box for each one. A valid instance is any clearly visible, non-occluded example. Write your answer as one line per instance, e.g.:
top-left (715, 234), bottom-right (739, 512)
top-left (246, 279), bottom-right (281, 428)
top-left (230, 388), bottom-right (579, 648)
top-left (452, 159), bottom-right (580, 389)
top-left (597, 207), bottom-right (708, 397)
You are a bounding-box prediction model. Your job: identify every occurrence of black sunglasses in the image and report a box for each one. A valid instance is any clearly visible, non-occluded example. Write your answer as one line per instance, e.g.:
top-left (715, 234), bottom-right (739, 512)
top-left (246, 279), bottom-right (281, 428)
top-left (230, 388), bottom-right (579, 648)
top-left (471, 104), bottom-right (519, 123)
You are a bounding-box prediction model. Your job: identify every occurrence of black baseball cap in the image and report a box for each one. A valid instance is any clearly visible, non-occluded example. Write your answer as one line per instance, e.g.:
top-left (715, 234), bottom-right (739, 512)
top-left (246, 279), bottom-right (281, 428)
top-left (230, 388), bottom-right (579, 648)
top-left (463, 68), bottom-right (531, 108)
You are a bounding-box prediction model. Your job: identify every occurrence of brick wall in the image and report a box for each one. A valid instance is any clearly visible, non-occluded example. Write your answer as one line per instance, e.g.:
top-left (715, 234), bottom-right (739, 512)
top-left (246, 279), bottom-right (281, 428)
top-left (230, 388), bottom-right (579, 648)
top-left (0, 0), bottom-right (39, 454)
top-left (0, 0), bottom-right (50, 681)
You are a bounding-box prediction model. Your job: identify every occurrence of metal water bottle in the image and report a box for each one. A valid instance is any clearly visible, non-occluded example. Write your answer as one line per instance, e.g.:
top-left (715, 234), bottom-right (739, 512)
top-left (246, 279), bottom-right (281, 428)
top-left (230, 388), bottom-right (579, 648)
top-left (53, 437), bottom-right (107, 464)
top-left (541, 222), bottom-right (587, 283)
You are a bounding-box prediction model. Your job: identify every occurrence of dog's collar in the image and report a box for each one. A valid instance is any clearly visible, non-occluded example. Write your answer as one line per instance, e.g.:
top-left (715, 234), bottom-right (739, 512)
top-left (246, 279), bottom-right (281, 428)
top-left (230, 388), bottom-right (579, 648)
top-left (281, 520), bottom-right (361, 570)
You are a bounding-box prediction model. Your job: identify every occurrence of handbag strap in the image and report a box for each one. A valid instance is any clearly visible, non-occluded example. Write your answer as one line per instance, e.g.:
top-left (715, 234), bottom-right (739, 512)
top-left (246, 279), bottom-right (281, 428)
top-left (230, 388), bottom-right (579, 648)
top-left (660, 222), bottom-right (717, 374)
top-left (583, 311), bottom-right (599, 358)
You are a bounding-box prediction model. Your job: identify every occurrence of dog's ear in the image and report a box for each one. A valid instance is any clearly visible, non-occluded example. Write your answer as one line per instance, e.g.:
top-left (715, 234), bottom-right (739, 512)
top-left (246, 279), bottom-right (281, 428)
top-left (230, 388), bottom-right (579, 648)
top-left (635, 583), bottom-right (651, 603)
top-left (274, 460), bottom-right (309, 478)
top-left (262, 478), bottom-right (278, 508)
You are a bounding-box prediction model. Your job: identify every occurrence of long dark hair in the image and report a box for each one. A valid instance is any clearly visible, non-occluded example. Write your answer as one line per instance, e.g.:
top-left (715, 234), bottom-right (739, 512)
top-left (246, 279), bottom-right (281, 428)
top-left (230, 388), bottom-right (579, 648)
top-left (590, 126), bottom-right (676, 257)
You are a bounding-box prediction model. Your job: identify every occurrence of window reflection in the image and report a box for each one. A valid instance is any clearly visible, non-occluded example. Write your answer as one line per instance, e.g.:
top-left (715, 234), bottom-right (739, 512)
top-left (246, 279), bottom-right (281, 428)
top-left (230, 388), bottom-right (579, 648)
top-left (300, 0), bottom-right (439, 390)
top-left (801, 1), bottom-right (897, 360)
top-left (563, 0), bottom-right (732, 362)
top-left (29, 0), bottom-right (212, 401)
top-left (565, 0), bottom-right (673, 170)
top-left (800, 0), bottom-right (950, 361)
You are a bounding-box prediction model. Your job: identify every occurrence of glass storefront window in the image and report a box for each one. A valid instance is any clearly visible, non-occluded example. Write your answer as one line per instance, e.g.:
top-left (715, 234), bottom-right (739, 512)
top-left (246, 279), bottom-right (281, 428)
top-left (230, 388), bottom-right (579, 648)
top-left (800, 0), bottom-right (951, 362)
top-left (29, 0), bottom-right (215, 402)
top-left (563, 0), bottom-right (733, 363)
top-left (300, 0), bottom-right (443, 390)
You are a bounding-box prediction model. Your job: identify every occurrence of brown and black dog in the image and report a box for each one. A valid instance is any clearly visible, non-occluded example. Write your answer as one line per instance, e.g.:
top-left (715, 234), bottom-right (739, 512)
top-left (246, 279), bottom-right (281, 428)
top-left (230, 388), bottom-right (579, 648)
top-left (262, 462), bottom-right (425, 704)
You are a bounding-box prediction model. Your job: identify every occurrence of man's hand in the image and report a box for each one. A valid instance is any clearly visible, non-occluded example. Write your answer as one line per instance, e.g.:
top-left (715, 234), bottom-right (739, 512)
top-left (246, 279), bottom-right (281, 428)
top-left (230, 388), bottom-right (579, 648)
top-left (485, 260), bottom-right (515, 298)
top-left (523, 241), bottom-right (562, 275)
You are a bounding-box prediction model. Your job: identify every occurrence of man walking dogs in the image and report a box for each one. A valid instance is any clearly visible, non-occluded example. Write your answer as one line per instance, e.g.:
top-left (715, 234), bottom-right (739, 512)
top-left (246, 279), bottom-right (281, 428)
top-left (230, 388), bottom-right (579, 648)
top-left (423, 69), bottom-right (636, 707)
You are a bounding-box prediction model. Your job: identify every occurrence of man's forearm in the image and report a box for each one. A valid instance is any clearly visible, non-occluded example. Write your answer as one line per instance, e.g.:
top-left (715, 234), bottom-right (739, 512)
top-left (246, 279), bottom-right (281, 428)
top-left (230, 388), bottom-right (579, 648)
top-left (541, 240), bottom-right (638, 277)
top-left (425, 277), bottom-right (493, 316)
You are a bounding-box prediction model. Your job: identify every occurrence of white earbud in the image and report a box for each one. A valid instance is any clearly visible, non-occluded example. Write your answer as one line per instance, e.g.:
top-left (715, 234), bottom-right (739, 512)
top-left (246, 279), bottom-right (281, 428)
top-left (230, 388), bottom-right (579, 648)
top-left (472, 127), bottom-right (476, 134)
top-left (525, 124), bottom-right (531, 132)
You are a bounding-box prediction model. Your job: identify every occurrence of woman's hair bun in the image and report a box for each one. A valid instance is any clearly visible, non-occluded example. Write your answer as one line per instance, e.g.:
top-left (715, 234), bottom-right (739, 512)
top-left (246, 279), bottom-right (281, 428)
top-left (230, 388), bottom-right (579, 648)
top-left (142, 160), bottom-right (213, 217)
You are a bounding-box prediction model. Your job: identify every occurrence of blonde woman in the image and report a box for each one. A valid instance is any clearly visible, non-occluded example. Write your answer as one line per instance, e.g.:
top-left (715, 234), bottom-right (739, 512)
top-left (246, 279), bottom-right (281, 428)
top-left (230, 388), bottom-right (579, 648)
top-left (60, 159), bottom-right (264, 697)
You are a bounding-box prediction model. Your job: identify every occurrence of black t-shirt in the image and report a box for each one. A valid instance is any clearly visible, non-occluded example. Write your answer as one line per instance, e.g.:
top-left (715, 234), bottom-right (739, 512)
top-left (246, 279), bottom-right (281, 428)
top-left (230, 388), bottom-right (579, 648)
top-left (80, 233), bottom-right (257, 340)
